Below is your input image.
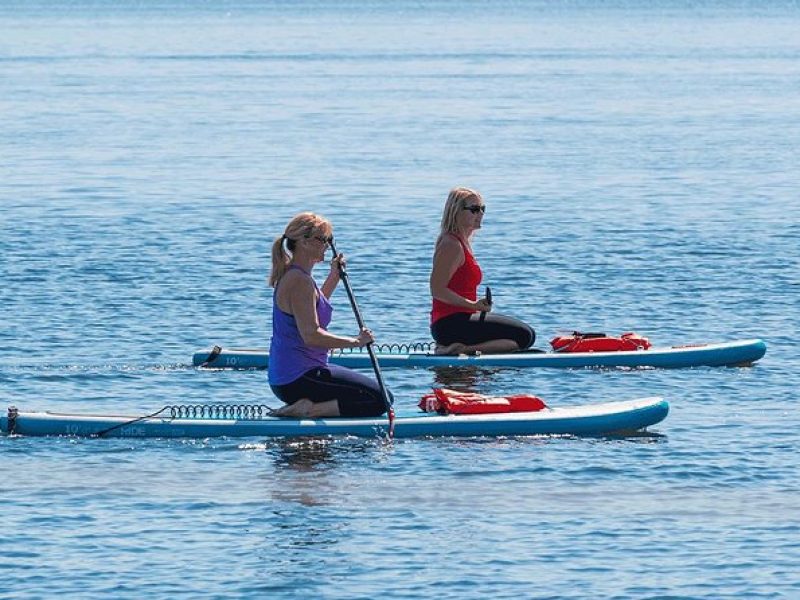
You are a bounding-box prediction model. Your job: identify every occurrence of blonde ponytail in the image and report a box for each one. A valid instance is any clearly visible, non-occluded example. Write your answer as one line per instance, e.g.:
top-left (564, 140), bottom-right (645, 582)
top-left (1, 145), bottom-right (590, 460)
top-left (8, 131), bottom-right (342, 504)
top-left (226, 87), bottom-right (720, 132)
top-left (269, 235), bottom-right (291, 287)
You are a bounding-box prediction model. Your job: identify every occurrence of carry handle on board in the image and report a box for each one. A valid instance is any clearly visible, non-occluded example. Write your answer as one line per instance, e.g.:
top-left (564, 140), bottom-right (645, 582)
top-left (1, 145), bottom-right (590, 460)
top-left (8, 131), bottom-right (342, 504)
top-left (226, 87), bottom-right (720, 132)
top-left (329, 238), bottom-right (395, 438)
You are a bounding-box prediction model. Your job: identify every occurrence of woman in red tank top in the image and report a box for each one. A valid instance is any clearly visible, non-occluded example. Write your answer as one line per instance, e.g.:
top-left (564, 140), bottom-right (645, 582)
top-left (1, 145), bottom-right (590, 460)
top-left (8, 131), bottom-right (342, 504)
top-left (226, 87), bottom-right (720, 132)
top-left (430, 188), bottom-right (536, 355)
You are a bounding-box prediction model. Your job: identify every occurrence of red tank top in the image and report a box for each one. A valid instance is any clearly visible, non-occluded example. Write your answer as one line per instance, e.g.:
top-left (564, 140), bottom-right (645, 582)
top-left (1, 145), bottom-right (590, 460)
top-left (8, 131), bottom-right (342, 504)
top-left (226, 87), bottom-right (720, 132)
top-left (431, 233), bottom-right (482, 324)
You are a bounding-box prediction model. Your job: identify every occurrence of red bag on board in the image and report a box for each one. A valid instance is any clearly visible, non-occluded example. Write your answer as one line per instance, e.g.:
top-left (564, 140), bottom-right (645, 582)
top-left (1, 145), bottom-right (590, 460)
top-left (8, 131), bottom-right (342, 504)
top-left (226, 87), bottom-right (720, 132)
top-left (550, 331), bottom-right (652, 353)
top-left (419, 388), bottom-right (547, 415)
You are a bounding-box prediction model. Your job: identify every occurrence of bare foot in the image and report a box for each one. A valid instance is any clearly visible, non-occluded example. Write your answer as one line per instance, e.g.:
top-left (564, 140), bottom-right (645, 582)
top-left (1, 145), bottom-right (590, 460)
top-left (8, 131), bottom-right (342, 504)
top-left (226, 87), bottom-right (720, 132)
top-left (435, 342), bottom-right (467, 356)
top-left (272, 398), bottom-right (313, 418)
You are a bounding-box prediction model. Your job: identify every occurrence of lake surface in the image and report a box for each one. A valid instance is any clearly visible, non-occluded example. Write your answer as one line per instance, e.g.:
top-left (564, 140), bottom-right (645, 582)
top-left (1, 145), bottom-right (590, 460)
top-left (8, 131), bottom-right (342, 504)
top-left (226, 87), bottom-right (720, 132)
top-left (1, 1), bottom-right (799, 597)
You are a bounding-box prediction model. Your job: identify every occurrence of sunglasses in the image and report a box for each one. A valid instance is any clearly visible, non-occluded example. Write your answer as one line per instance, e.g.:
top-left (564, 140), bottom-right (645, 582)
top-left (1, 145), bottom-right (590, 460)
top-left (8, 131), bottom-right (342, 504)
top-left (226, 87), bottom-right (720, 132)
top-left (306, 234), bottom-right (332, 245)
top-left (462, 204), bottom-right (486, 214)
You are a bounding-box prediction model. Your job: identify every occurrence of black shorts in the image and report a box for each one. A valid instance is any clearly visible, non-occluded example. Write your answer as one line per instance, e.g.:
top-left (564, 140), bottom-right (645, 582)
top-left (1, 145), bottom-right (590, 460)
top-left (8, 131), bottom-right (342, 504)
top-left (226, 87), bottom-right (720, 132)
top-left (431, 311), bottom-right (535, 350)
top-left (270, 365), bottom-right (389, 418)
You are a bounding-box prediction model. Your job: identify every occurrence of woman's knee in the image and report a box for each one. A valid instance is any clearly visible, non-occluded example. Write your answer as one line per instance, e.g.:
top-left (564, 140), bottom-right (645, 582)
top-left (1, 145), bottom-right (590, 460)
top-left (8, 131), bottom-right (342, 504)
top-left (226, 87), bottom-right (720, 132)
top-left (341, 397), bottom-right (386, 417)
top-left (517, 325), bottom-right (535, 350)
top-left (336, 385), bottom-right (390, 418)
top-left (362, 387), bottom-right (391, 417)
top-left (362, 388), bottom-right (391, 417)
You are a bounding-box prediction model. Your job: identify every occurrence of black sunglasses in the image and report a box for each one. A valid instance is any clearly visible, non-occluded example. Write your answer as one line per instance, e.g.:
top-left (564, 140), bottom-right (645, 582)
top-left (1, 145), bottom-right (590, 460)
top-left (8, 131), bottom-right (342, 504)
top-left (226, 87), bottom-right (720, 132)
top-left (462, 205), bottom-right (486, 214)
top-left (305, 234), bottom-right (332, 244)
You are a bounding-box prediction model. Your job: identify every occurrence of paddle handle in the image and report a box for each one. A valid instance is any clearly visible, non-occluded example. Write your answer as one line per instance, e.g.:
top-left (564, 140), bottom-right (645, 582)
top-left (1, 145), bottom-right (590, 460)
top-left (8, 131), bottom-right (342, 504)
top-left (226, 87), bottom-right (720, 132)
top-left (479, 286), bottom-right (492, 322)
top-left (329, 239), bottom-right (395, 435)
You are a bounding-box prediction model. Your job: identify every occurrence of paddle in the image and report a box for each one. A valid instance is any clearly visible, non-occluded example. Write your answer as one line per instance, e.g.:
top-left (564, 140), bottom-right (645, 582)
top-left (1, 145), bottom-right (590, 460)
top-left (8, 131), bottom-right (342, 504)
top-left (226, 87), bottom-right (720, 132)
top-left (328, 238), bottom-right (395, 438)
top-left (198, 345), bottom-right (222, 368)
top-left (479, 286), bottom-right (492, 322)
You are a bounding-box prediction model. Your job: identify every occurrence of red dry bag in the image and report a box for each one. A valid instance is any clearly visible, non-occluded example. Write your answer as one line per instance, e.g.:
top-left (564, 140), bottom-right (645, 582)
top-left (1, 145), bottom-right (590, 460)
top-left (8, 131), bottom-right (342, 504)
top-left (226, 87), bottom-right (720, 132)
top-left (419, 388), bottom-right (547, 415)
top-left (550, 331), bottom-right (652, 353)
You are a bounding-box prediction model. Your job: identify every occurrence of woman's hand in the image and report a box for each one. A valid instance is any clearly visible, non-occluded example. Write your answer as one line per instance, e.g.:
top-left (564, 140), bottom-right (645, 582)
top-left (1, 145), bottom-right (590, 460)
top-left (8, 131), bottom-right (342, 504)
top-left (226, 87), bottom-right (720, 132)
top-left (321, 253), bottom-right (345, 298)
top-left (330, 252), bottom-right (346, 273)
top-left (473, 298), bottom-right (492, 312)
top-left (355, 327), bottom-right (375, 347)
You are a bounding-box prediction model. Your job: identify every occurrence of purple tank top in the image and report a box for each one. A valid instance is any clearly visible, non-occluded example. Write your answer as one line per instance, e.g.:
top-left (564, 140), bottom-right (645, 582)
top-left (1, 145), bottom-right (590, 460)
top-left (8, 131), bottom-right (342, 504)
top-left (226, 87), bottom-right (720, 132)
top-left (268, 266), bottom-right (334, 385)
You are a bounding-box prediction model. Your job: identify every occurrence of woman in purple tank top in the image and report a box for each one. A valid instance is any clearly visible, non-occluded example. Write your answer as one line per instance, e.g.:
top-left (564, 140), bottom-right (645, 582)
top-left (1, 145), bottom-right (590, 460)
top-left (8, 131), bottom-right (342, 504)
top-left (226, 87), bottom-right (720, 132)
top-left (268, 212), bottom-right (389, 418)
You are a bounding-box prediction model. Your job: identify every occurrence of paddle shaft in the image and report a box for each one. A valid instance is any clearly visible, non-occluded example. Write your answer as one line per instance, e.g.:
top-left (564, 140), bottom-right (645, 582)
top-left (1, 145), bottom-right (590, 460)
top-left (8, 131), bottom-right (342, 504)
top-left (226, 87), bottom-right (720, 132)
top-left (328, 239), bottom-right (395, 433)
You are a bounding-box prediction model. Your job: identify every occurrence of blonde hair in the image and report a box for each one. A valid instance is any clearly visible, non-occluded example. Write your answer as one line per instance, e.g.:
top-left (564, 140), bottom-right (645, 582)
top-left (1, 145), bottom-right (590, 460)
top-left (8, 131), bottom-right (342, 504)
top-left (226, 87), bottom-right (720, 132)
top-left (269, 212), bottom-right (333, 287)
top-left (439, 187), bottom-right (482, 236)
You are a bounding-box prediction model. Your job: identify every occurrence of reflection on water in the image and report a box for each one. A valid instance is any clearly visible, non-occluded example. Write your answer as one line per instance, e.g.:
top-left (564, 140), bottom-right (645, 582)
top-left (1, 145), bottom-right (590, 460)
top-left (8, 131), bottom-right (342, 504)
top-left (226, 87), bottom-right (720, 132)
top-left (257, 437), bottom-right (390, 507)
top-left (267, 445), bottom-right (335, 508)
top-left (273, 438), bottom-right (336, 473)
top-left (431, 365), bottom-right (503, 391)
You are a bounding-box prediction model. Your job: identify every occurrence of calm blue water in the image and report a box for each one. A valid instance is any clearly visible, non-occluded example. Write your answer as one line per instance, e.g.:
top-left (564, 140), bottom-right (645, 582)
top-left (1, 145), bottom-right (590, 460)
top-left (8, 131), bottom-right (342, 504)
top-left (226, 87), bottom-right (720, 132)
top-left (2, 1), bottom-right (799, 597)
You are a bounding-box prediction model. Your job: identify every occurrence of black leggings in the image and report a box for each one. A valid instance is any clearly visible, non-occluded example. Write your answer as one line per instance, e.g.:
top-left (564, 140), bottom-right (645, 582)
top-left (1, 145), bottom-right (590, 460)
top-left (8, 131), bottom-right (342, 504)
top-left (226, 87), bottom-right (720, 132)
top-left (270, 365), bottom-right (389, 418)
top-left (431, 312), bottom-right (535, 350)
